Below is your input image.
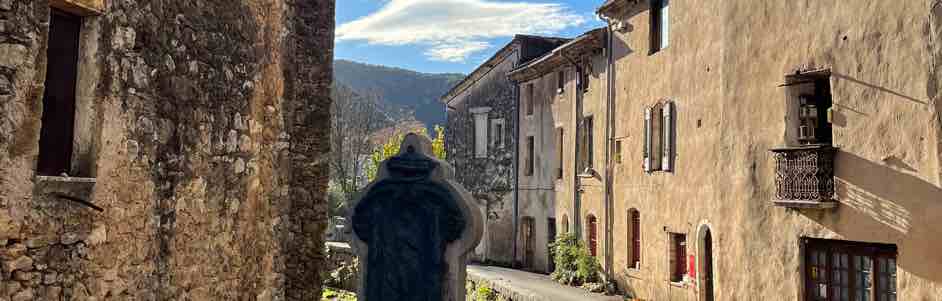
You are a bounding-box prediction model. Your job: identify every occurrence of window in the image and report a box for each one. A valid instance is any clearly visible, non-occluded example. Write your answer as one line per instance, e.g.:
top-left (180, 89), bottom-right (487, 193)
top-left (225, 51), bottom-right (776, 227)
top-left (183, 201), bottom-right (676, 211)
top-left (644, 102), bottom-right (674, 172)
top-left (522, 217), bottom-right (535, 269)
top-left (579, 61), bottom-right (592, 92)
top-left (471, 107), bottom-right (491, 158)
top-left (556, 128), bottom-right (564, 179)
top-left (564, 217), bottom-right (570, 234)
top-left (557, 70), bottom-right (566, 94)
top-left (628, 209), bottom-right (641, 269)
top-left (526, 136), bottom-right (535, 176)
top-left (526, 83), bottom-right (534, 116)
top-left (37, 10), bottom-right (82, 176)
top-left (614, 140), bottom-right (623, 164)
top-left (579, 116), bottom-right (594, 173)
top-left (490, 118), bottom-right (504, 148)
top-left (804, 238), bottom-right (897, 301)
top-left (785, 72), bottom-right (833, 146)
top-left (650, 0), bottom-right (670, 53)
top-left (587, 215), bottom-right (598, 257)
top-left (669, 233), bottom-right (687, 283)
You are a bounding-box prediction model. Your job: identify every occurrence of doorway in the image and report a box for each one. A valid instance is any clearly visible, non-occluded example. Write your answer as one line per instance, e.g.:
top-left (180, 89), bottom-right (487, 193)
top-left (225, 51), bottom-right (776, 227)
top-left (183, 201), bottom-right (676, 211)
top-left (521, 217), bottom-right (535, 270)
top-left (547, 218), bottom-right (556, 273)
top-left (700, 228), bottom-right (715, 301)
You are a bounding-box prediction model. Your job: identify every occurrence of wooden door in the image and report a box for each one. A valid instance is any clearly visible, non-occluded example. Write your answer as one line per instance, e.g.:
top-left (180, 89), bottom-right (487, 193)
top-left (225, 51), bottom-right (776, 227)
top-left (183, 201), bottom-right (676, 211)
top-left (703, 230), bottom-right (714, 301)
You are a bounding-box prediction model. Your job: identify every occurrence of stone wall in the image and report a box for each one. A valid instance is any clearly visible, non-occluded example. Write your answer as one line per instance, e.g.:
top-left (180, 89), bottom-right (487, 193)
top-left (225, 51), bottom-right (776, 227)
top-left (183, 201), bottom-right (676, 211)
top-left (445, 48), bottom-right (519, 266)
top-left (0, 0), bottom-right (333, 300)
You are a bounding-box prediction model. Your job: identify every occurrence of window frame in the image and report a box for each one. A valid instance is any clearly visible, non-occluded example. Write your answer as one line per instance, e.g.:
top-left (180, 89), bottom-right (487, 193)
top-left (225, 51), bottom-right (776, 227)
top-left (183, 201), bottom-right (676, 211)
top-left (803, 238), bottom-right (897, 301)
top-left (579, 116), bottom-right (595, 173)
top-left (526, 136), bottom-right (535, 176)
top-left (669, 232), bottom-right (687, 283)
top-left (650, 0), bottom-right (670, 54)
top-left (37, 9), bottom-right (84, 177)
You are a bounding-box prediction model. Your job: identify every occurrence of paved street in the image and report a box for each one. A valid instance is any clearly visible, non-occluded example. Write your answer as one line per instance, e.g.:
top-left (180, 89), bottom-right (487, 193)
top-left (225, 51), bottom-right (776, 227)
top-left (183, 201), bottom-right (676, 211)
top-left (467, 265), bottom-right (623, 301)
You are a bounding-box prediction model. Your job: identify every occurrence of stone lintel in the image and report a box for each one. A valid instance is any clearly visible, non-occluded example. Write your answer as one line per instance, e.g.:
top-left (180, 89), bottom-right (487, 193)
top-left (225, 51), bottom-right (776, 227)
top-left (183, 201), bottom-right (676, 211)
top-left (50, 0), bottom-right (104, 17)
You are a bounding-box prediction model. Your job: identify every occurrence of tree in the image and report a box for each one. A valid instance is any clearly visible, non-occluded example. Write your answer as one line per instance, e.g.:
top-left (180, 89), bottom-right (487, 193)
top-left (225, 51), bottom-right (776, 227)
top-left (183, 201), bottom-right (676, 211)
top-left (365, 125), bottom-right (446, 182)
top-left (329, 83), bottom-right (388, 212)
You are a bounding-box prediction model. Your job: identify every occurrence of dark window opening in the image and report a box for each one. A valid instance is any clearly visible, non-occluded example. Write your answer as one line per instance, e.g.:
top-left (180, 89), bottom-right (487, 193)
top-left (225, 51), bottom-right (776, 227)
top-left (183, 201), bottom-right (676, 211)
top-left (628, 209), bottom-right (641, 269)
top-left (547, 218), bottom-right (557, 272)
top-left (556, 128), bottom-right (564, 179)
top-left (796, 79), bottom-right (833, 146)
top-left (650, 0), bottom-right (669, 53)
top-left (526, 83), bottom-right (534, 115)
top-left (521, 217), bottom-right (535, 269)
top-left (526, 136), bottom-right (535, 176)
top-left (579, 116), bottom-right (594, 172)
top-left (37, 10), bottom-right (82, 176)
top-left (804, 238), bottom-right (897, 301)
top-left (670, 233), bottom-right (687, 282)
top-left (557, 70), bottom-right (565, 93)
top-left (587, 215), bottom-right (598, 257)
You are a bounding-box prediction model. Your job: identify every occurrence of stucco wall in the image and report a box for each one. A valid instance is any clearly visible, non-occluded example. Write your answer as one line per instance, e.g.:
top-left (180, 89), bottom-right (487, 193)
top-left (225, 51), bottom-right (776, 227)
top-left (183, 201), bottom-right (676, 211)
top-left (601, 1), bottom-right (942, 300)
top-left (0, 0), bottom-right (333, 300)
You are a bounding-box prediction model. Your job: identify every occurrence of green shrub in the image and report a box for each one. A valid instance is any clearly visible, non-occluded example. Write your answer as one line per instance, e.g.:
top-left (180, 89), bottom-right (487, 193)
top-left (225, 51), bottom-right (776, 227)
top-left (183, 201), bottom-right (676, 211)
top-left (550, 232), bottom-right (601, 285)
top-left (474, 282), bottom-right (497, 301)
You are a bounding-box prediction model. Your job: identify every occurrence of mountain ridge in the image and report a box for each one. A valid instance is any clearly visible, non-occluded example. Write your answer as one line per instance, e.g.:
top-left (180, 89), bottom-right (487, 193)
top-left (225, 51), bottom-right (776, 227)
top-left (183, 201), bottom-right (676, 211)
top-left (333, 59), bottom-right (465, 130)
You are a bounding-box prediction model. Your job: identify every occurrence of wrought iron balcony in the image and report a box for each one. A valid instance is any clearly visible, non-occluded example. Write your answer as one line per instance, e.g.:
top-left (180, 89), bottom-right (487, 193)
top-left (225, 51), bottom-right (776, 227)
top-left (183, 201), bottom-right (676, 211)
top-left (770, 145), bottom-right (838, 209)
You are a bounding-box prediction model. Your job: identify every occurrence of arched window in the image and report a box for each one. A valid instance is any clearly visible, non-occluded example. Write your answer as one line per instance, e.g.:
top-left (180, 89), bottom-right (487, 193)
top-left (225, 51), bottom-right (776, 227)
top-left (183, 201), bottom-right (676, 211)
top-left (587, 215), bottom-right (598, 257)
top-left (628, 209), bottom-right (641, 269)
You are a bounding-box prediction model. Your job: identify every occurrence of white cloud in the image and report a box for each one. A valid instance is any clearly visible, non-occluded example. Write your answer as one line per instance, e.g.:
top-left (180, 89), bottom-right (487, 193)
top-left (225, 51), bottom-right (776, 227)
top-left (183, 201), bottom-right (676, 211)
top-left (337, 0), bottom-right (586, 62)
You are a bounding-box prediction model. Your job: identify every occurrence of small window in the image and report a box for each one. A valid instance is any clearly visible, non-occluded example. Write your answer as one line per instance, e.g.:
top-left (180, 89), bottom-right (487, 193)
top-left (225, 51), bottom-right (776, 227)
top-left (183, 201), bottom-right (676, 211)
top-left (561, 215), bottom-right (569, 234)
top-left (669, 233), bottom-right (687, 283)
top-left (37, 10), bottom-right (83, 176)
top-left (580, 63), bottom-right (591, 92)
top-left (471, 107), bottom-right (491, 158)
top-left (557, 70), bottom-right (566, 94)
top-left (526, 83), bottom-right (534, 116)
top-left (587, 215), bottom-right (598, 257)
top-left (490, 119), bottom-right (504, 148)
top-left (526, 136), bottom-right (535, 176)
top-left (579, 116), bottom-right (594, 173)
top-left (614, 140), bottom-right (623, 164)
top-left (556, 128), bottom-right (564, 179)
top-left (661, 102), bottom-right (675, 171)
top-left (650, 0), bottom-right (670, 53)
top-left (628, 209), bottom-right (641, 269)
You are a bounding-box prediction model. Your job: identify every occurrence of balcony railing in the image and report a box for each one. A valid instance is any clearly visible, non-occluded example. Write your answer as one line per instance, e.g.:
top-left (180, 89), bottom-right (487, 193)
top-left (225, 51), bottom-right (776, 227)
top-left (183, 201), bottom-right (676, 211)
top-left (770, 145), bottom-right (838, 208)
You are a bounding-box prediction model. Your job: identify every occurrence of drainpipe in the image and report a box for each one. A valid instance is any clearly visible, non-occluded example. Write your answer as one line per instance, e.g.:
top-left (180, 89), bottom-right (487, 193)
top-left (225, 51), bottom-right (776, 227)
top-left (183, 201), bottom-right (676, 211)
top-left (511, 50), bottom-right (521, 268)
top-left (560, 52), bottom-right (582, 241)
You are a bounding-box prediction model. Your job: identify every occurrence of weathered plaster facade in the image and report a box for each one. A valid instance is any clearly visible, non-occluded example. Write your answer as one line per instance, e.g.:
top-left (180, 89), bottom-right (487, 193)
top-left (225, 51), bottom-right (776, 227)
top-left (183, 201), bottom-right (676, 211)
top-left (585, 0), bottom-right (942, 300)
top-left (508, 29), bottom-right (608, 274)
top-left (442, 35), bottom-right (567, 266)
top-left (0, 0), bottom-right (333, 300)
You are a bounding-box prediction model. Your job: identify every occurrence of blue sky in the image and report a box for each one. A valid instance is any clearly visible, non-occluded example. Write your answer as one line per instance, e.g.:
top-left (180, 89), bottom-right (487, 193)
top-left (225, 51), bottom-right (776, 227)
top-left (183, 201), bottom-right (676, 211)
top-left (335, 0), bottom-right (605, 74)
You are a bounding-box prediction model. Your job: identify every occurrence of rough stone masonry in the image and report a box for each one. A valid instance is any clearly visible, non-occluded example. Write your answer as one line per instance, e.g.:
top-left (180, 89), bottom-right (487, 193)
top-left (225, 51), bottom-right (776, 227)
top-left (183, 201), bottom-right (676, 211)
top-left (0, 0), bottom-right (334, 300)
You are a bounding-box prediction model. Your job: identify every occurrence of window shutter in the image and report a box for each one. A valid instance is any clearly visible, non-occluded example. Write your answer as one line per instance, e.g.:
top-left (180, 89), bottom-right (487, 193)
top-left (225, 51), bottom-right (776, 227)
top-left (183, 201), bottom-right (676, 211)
top-left (644, 107), bottom-right (653, 172)
top-left (662, 102), bottom-right (673, 171)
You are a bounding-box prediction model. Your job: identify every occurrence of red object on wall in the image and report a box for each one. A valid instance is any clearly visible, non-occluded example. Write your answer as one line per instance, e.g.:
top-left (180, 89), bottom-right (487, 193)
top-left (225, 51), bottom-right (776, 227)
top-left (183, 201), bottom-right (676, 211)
top-left (688, 255), bottom-right (696, 278)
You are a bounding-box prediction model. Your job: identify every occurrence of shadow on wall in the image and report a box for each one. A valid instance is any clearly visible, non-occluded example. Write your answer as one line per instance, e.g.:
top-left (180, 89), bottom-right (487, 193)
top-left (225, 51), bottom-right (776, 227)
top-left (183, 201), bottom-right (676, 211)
top-left (804, 151), bottom-right (942, 284)
top-left (831, 72), bottom-right (929, 105)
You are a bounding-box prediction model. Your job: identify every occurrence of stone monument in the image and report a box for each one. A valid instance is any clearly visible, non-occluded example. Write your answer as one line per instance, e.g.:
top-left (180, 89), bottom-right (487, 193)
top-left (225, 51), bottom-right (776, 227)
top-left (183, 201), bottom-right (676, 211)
top-left (348, 134), bottom-right (483, 301)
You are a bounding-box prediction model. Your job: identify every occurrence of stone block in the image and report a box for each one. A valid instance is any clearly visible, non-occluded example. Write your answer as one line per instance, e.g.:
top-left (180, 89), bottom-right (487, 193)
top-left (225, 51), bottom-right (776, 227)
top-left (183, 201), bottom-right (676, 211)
top-left (49, 0), bottom-right (103, 16)
top-left (60, 232), bottom-right (83, 245)
top-left (1, 256), bottom-right (32, 273)
top-left (10, 289), bottom-right (31, 301)
top-left (0, 244), bottom-right (26, 260)
top-left (0, 44), bottom-right (26, 69)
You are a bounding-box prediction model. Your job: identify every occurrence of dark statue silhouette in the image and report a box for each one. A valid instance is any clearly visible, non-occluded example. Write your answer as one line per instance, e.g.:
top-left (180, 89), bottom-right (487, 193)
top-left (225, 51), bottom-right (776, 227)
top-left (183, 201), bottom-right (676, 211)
top-left (352, 146), bottom-right (466, 301)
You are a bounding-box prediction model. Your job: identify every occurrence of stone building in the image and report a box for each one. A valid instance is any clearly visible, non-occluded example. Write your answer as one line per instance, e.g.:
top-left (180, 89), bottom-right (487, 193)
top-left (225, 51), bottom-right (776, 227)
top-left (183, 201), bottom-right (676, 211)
top-left (529, 0), bottom-right (942, 300)
top-left (442, 35), bottom-right (568, 267)
top-left (0, 0), bottom-right (333, 300)
top-left (507, 28), bottom-right (607, 274)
